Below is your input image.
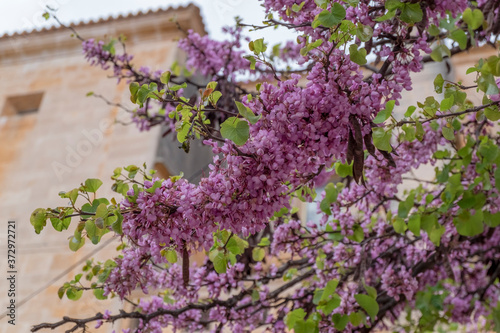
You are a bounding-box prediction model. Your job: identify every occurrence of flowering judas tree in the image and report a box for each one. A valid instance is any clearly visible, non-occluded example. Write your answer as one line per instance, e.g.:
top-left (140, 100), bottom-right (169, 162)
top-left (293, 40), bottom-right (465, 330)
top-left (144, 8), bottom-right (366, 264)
top-left (30, 0), bottom-right (500, 332)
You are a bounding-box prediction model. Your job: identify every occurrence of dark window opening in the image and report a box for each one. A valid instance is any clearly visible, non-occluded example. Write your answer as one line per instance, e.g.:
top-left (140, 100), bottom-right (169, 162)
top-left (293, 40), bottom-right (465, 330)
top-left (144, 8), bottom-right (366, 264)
top-left (2, 92), bottom-right (44, 116)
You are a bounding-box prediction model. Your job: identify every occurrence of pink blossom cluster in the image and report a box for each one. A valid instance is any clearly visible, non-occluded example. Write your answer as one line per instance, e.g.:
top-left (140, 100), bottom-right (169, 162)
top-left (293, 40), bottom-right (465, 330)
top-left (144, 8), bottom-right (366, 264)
top-left (82, 38), bottom-right (134, 78)
top-left (121, 178), bottom-right (210, 254)
top-left (178, 27), bottom-right (250, 79)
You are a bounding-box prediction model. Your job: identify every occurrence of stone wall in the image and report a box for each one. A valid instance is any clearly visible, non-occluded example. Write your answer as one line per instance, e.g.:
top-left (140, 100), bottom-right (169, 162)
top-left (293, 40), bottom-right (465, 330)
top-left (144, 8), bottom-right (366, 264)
top-left (0, 5), bottom-right (204, 332)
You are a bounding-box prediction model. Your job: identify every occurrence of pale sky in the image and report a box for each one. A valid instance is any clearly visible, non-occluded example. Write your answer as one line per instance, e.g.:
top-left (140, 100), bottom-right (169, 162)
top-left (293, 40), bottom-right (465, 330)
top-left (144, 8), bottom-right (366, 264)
top-left (0, 0), bottom-right (296, 44)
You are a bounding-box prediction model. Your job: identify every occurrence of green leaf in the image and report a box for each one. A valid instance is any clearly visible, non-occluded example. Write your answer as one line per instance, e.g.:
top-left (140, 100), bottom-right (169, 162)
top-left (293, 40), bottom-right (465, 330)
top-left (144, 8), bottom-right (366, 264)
top-left (330, 3), bottom-right (347, 23)
top-left (252, 247), bottom-right (265, 261)
top-left (69, 236), bottom-right (85, 252)
top-left (440, 96), bottom-right (454, 111)
top-left (347, 224), bottom-right (364, 243)
top-left (375, 9), bottom-right (396, 22)
top-left (315, 0), bottom-right (328, 9)
top-left (206, 81), bottom-right (217, 90)
top-left (292, 1), bottom-right (305, 12)
top-left (316, 3), bottom-right (346, 27)
top-left (485, 106), bottom-right (500, 121)
top-left (176, 121), bottom-right (190, 143)
top-left (385, 0), bottom-right (403, 11)
top-left (93, 288), bottom-right (107, 300)
top-left (373, 100), bottom-right (395, 124)
top-left (320, 183), bottom-right (340, 214)
top-left (398, 192), bottom-right (415, 218)
top-left (301, 39), bottom-right (323, 55)
top-left (450, 29), bottom-right (468, 50)
top-left (372, 127), bottom-right (392, 152)
top-left (393, 218), bottom-right (407, 234)
top-left (211, 251), bottom-right (228, 274)
top-left (85, 220), bottom-right (97, 238)
top-left (66, 287), bottom-right (83, 301)
top-left (408, 214), bottom-right (421, 237)
top-left (463, 8), bottom-right (484, 30)
top-left (334, 162), bottom-right (353, 178)
top-left (136, 84), bottom-right (151, 105)
top-left (65, 189), bottom-right (79, 205)
top-left (321, 279), bottom-right (339, 302)
top-left (415, 120), bottom-right (424, 141)
top-left (422, 96), bottom-right (440, 117)
top-left (429, 224), bottom-right (445, 246)
top-left (442, 127), bottom-right (455, 141)
top-left (492, 302), bottom-right (500, 333)
top-left (430, 45), bottom-right (450, 62)
top-left (30, 208), bottom-right (47, 234)
top-left (402, 124), bottom-right (416, 141)
top-left (294, 317), bottom-right (319, 332)
top-left (421, 213), bottom-right (440, 243)
top-left (258, 237), bottom-right (271, 247)
top-left (84, 179), bottom-right (103, 193)
top-left (220, 117), bottom-right (250, 146)
top-left (431, 120), bottom-right (440, 130)
top-left (356, 24), bottom-right (373, 42)
top-left (496, 165), bottom-right (500, 192)
top-left (363, 281), bottom-right (377, 299)
top-left (235, 101), bottom-right (261, 124)
top-left (95, 203), bottom-right (108, 219)
top-left (50, 216), bottom-right (71, 232)
top-left (81, 200), bottom-right (102, 219)
top-left (332, 314), bottom-right (349, 331)
top-left (454, 210), bottom-right (484, 237)
top-left (111, 212), bottom-right (123, 235)
top-left (484, 211), bottom-right (500, 228)
top-left (226, 236), bottom-right (248, 255)
top-left (318, 294), bottom-right (341, 315)
top-left (210, 91), bottom-right (222, 106)
top-left (433, 74), bottom-right (444, 94)
top-left (313, 289), bottom-right (324, 305)
top-left (479, 140), bottom-right (499, 162)
top-left (349, 44), bottom-right (367, 65)
top-left (244, 55), bottom-right (257, 70)
top-left (354, 294), bottom-right (379, 320)
top-left (129, 82), bottom-right (140, 101)
top-left (428, 24), bottom-right (440, 36)
top-left (478, 73), bottom-right (500, 95)
top-left (169, 82), bottom-right (187, 92)
top-left (400, 3), bottom-right (423, 23)
top-left (404, 105), bottom-right (417, 117)
top-left (458, 191), bottom-right (485, 210)
top-left (285, 268), bottom-right (298, 282)
top-left (165, 249), bottom-right (178, 263)
top-left (160, 71), bottom-right (171, 84)
top-left (285, 309), bottom-right (306, 330)
top-left (250, 38), bottom-right (267, 54)
top-left (57, 286), bottom-right (65, 299)
top-left (349, 311), bottom-right (364, 326)
top-left (102, 40), bottom-right (116, 55)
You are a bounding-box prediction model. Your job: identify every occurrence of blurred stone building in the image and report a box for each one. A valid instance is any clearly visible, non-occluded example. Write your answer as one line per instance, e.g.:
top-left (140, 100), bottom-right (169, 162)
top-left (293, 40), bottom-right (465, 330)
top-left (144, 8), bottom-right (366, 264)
top-left (0, 5), bottom-right (211, 332)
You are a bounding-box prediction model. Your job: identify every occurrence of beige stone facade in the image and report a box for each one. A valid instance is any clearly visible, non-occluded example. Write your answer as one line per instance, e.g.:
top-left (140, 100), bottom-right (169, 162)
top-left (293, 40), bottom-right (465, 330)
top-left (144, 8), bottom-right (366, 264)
top-left (0, 5), bottom-right (205, 332)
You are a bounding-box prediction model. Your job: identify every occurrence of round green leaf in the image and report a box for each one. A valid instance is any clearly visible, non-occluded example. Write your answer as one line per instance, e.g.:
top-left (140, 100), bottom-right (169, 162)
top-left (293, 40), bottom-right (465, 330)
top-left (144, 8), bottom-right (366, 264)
top-left (84, 178), bottom-right (103, 193)
top-left (252, 247), bottom-right (265, 261)
top-left (354, 294), bottom-right (379, 320)
top-left (220, 117), bottom-right (250, 146)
